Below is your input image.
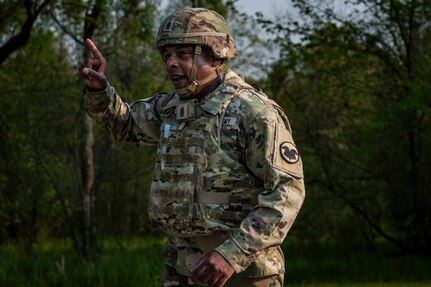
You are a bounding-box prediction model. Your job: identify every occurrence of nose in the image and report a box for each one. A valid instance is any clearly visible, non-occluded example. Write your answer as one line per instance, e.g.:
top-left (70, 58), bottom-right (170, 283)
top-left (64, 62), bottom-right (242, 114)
top-left (166, 54), bottom-right (178, 69)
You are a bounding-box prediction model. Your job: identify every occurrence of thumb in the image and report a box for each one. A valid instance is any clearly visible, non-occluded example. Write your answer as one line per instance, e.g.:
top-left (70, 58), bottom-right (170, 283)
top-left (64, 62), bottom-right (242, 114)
top-left (82, 67), bottom-right (107, 89)
top-left (82, 67), bottom-right (100, 80)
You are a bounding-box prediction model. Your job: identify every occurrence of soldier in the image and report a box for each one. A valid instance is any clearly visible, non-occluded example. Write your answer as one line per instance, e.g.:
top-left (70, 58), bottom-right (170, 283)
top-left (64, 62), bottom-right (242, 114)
top-left (79, 7), bottom-right (305, 287)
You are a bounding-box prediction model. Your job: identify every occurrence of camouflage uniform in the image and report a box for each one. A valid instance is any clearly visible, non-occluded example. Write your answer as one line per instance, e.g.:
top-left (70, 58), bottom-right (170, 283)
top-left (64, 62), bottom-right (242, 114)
top-left (84, 7), bottom-right (305, 287)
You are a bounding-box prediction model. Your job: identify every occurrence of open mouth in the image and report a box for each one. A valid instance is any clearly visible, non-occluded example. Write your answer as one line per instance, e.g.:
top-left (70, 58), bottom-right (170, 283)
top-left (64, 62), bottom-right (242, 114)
top-left (170, 74), bottom-right (188, 87)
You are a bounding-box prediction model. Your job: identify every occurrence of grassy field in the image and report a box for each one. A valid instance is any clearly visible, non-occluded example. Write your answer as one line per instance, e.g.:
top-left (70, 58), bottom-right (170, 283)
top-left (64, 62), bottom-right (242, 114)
top-left (290, 284), bottom-right (431, 287)
top-left (0, 237), bottom-right (430, 287)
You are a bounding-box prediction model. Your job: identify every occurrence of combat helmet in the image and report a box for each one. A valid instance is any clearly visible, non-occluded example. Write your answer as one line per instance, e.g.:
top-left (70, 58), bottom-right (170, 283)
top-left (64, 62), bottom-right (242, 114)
top-left (156, 7), bottom-right (237, 98)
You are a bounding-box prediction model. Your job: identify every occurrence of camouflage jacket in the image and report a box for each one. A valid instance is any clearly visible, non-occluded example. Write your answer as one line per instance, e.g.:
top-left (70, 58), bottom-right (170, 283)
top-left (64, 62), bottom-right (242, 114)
top-left (84, 69), bottom-right (305, 277)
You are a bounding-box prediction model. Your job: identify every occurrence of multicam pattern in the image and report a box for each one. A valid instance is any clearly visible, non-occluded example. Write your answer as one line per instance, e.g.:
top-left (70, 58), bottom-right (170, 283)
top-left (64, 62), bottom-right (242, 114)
top-left (84, 69), bottom-right (305, 279)
top-left (156, 7), bottom-right (236, 59)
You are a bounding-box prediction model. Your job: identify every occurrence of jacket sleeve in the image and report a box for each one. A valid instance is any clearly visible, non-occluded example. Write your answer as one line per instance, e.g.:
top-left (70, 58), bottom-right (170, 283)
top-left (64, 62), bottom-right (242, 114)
top-left (84, 83), bottom-right (167, 145)
top-left (215, 105), bottom-right (305, 273)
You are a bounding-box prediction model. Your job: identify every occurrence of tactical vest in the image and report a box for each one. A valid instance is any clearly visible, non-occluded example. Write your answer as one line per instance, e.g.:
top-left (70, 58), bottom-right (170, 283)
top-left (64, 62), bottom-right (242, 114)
top-left (148, 78), bottom-right (263, 237)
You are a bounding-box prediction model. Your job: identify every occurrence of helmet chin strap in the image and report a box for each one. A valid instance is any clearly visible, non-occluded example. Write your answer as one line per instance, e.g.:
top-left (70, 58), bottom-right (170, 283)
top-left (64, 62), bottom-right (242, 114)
top-left (175, 45), bottom-right (222, 99)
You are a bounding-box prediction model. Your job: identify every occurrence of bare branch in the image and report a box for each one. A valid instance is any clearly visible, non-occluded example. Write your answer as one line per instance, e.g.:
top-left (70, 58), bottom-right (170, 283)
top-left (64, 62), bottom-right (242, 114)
top-left (49, 4), bottom-right (84, 46)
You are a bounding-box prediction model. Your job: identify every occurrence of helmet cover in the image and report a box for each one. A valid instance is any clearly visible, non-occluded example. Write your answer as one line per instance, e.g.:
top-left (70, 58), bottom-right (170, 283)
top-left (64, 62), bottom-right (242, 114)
top-left (156, 7), bottom-right (236, 59)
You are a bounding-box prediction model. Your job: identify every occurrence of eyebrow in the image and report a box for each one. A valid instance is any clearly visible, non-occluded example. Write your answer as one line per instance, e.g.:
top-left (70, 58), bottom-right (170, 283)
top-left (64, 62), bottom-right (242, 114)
top-left (176, 46), bottom-right (194, 51)
top-left (161, 46), bottom-right (193, 54)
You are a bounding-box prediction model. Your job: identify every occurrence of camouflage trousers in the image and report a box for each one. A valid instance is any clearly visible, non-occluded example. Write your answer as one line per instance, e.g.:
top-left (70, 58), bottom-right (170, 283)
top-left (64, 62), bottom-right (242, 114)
top-left (158, 265), bottom-right (284, 287)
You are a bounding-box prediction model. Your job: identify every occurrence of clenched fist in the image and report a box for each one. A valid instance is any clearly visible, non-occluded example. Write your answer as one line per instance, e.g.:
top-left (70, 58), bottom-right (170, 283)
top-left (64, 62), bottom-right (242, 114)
top-left (191, 251), bottom-right (235, 287)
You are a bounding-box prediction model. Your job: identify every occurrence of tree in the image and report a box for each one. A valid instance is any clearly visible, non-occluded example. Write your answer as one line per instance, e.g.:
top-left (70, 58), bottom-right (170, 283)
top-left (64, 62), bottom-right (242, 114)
top-left (0, 29), bottom-right (79, 254)
top-left (0, 0), bottom-right (52, 66)
top-left (0, 0), bottom-right (167, 256)
top-left (48, 0), bottom-right (165, 257)
top-left (261, 0), bottom-right (431, 254)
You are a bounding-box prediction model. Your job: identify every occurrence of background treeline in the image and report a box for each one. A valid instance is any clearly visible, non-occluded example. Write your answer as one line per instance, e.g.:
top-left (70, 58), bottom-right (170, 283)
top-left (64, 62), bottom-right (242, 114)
top-left (0, 0), bottom-right (430, 263)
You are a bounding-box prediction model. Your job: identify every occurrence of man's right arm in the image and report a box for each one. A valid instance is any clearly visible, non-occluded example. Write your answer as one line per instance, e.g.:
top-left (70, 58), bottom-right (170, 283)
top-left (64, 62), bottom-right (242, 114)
top-left (84, 83), bottom-right (166, 145)
top-left (79, 39), bottom-right (167, 145)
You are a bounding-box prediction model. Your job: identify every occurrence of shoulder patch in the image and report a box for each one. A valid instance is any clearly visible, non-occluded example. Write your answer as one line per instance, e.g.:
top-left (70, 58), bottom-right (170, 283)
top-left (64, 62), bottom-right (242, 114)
top-left (280, 142), bottom-right (299, 164)
top-left (272, 125), bottom-right (304, 178)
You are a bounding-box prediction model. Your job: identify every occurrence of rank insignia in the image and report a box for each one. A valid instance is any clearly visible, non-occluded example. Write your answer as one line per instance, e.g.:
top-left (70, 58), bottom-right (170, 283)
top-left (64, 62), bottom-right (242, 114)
top-left (280, 142), bottom-right (299, 164)
top-left (175, 101), bottom-right (195, 121)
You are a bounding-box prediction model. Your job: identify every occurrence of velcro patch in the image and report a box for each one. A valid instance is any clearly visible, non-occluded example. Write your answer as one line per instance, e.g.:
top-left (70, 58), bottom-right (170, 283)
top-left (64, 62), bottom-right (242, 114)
top-left (223, 117), bottom-right (237, 126)
top-left (176, 101), bottom-right (196, 121)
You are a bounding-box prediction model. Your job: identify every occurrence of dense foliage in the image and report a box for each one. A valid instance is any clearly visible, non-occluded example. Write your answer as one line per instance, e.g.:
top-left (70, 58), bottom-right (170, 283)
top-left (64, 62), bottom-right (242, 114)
top-left (259, 0), bottom-right (431, 255)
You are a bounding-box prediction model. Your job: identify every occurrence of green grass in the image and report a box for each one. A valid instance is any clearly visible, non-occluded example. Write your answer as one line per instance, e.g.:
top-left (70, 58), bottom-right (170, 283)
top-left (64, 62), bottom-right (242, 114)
top-left (0, 237), bottom-right (165, 287)
top-left (282, 239), bottom-right (431, 286)
top-left (0, 237), bottom-right (430, 287)
top-left (284, 253), bottom-right (431, 284)
top-left (290, 284), bottom-right (431, 287)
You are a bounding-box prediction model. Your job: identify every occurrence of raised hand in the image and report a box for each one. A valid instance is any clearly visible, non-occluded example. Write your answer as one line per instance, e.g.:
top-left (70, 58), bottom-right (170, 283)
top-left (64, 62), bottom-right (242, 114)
top-left (191, 251), bottom-right (235, 287)
top-left (79, 39), bottom-right (107, 91)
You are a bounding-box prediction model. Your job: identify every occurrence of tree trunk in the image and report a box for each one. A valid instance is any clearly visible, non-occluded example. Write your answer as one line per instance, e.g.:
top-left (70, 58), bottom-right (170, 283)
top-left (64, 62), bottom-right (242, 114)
top-left (80, 110), bottom-right (95, 257)
top-left (79, 0), bottom-right (104, 258)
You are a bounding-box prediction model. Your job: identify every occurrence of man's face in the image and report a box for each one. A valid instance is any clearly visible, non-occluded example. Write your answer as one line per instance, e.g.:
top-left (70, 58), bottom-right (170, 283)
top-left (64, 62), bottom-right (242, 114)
top-left (160, 45), bottom-right (216, 94)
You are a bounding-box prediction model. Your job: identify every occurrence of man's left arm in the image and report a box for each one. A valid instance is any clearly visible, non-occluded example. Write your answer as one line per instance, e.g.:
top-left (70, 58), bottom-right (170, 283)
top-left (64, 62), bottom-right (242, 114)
top-left (191, 106), bottom-right (305, 286)
top-left (214, 108), bottom-right (306, 273)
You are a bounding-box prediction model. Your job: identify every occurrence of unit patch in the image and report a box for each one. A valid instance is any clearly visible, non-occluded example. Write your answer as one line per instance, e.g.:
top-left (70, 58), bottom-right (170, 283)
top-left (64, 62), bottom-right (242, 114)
top-left (280, 142), bottom-right (299, 164)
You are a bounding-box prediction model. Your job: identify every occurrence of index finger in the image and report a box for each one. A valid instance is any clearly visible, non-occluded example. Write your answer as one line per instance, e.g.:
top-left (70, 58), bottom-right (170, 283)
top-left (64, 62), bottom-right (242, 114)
top-left (86, 39), bottom-right (103, 58)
